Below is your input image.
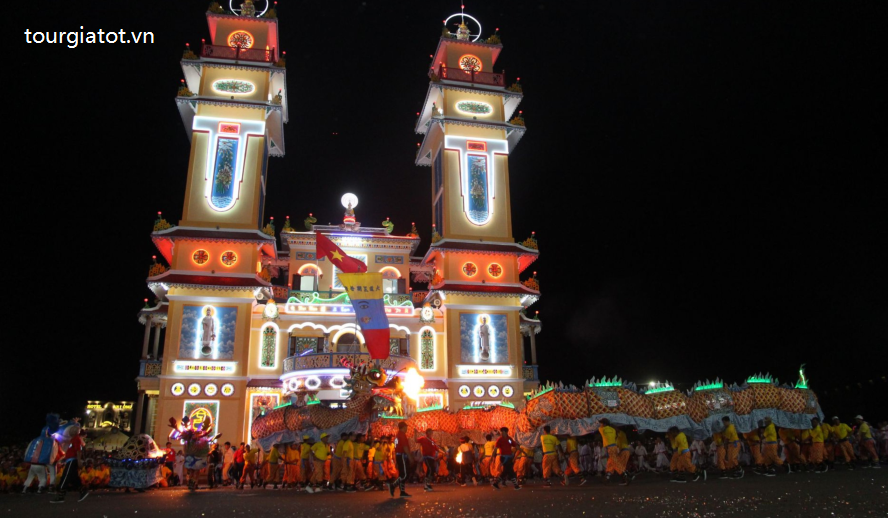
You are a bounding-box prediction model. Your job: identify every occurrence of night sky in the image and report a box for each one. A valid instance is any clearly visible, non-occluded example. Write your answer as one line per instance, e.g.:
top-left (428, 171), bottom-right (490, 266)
top-left (5, 1), bottom-right (886, 443)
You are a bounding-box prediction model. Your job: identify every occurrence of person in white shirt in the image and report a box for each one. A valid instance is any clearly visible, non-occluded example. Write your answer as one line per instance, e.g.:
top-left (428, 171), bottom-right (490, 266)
top-left (653, 438), bottom-right (670, 471)
top-left (222, 442), bottom-right (235, 485)
top-left (593, 443), bottom-right (603, 475)
top-left (691, 439), bottom-right (707, 468)
top-left (634, 442), bottom-right (655, 472)
top-left (579, 442), bottom-right (593, 474)
top-left (708, 440), bottom-right (720, 468)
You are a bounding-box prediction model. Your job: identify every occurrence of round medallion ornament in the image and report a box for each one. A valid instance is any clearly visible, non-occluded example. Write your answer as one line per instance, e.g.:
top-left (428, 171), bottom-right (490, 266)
top-left (487, 385), bottom-right (500, 398)
top-left (473, 385), bottom-right (486, 398)
top-left (192, 249), bottom-right (209, 265)
top-left (212, 79), bottom-right (255, 94)
top-left (221, 251), bottom-right (238, 266)
top-left (444, 13), bottom-right (483, 42)
top-left (263, 301), bottom-right (279, 320)
top-left (502, 385), bottom-right (514, 398)
top-left (187, 383), bottom-right (202, 396)
top-left (455, 101), bottom-right (492, 116)
top-left (421, 306), bottom-right (434, 322)
top-left (458, 385), bottom-right (471, 398)
top-left (171, 383), bottom-right (185, 396)
top-left (462, 262), bottom-right (478, 277)
top-left (227, 30), bottom-right (254, 49)
top-left (488, 263), bottom-right (503, 278)
top-left (221, 383), bottom-right (235, 397)
top-left (204, 383), bottom-right (218, 397)
top-left (458, 54), bottom-right (483, 72)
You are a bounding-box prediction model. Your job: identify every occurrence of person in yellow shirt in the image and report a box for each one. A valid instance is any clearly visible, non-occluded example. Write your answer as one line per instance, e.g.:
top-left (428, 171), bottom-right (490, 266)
top-left (615, 429), bottom-right (634, 486)
top-left (830, 417), bottom-right (856, 468)
top-left (369, 438), bottom-right (386, 489)
top-left (808, 417), bottom-right (827, 473)
top-left (240, 444), bottom-right (258, 488)
top-left (95, 461), bottom-right (110, 487)
top-left (480, 434), bottom-right (496, 481)
top-left (744, 428), bottom-right (763, 472)
top-left (307, 433), bottom-right (329, 493)
top-left (329, 435), bottom-right (346, 491)
top-left (79, 461), bottom-right (95, 488)
top-left (599, 418), bottom-right (627, 484)
top-left (820, 421), bottom-right (835, 465)
top-left (855, 415), bottom-right (881, 469)
top-left (539, 425), bottom-right (563, 487)
top-left (800, 428), bottom-right (812, 470)
top-left (563, 435), bottom-right (588, 486)
top-left (263, 444), bottom-right (282, 490)
top-left (340, 433), bottom-right (356, 492)
top-left (300, 435), bottom-right (313, 489)
top-left (760, 417), bottom-right (784, 476)
top-left (720, 417), bottom-right (743, 478)
top-left (352, 434), bottom-right (369, 490)
top-left (667, 427), bottom-right (704, 483)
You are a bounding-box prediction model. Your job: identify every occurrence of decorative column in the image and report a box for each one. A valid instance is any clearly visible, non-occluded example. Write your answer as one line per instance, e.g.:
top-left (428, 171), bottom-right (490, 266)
top-left (529, 330), bottom-right (537, 365)
top-left (133, 393), bottom-right (145, 433)
top-left (142, 321), bottom-right (152, 359)
top-left (152, 323), bottom-right (162, 359)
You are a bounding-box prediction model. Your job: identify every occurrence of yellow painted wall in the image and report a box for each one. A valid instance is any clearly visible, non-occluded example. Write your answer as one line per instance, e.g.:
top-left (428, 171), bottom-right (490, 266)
top-left (152, 380), bottom-right (247, 446)
top-left (171, 240), bottom-right (262, 275)
top-left (443, 90), bottom-right (504, 122)
top-left (443, 44), bottom-right (494, 72)
top-left (200, 67), bottom-right (270, 103)
top-left (438, 252), bottom-right (519, 285)
top-left (440, 147), bottom-right (512, 242)
top-left (181, 132), bottom-right (266, 229)
top-left (195, 104), bottom-right (266, 121)
top-left (289, 251), bottom-right (410, 291)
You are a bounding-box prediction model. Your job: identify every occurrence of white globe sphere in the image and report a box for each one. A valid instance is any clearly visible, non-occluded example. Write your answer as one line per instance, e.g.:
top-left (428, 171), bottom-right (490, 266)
top-left (341, 193), bottom-right (359, 209)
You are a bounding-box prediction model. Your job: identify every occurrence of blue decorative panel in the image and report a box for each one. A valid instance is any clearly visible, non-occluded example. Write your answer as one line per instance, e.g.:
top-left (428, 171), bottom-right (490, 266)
top-left (466, 154), bottom-right (489, 224)
top-left (459, 313), bottom-right (507, 364)
top-left (211, 137), bottom-right (239, 210)
top-left (179, 305), bottom-right (238, 360)
top-left (375, 255), bottom-right (404, 264)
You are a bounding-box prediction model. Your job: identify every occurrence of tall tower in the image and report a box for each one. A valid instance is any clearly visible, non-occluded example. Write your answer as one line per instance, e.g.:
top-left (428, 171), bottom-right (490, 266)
top-left (137, 2), bottom-right (288, 442)
top-left (415, 13), bottom-right (541, 406)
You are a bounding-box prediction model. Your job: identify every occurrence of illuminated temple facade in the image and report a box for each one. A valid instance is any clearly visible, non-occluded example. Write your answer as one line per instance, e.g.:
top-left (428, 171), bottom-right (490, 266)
top-left (134, 8), bottom-right (542, 442)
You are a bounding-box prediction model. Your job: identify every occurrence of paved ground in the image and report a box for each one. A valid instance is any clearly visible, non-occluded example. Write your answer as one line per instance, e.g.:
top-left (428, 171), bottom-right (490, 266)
top-left (3, 468), bottom-right (887, 518)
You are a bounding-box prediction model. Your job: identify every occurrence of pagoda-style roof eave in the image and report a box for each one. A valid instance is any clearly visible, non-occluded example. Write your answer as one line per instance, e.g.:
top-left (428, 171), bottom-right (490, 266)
top-left (427, 280), bottom-right (539, 306)
top-left (151, 226), bottom-right (277, 264)
top-left (146, 270), bottom-right (273, 301)
top-left (174, 97), bottom-right (285, 156)
top-left (421, 238), bottom-right (539, 273)
top-left (180, 61), bottom-right (289, 124)
top-left (415, 118), bottom-right (526, 166)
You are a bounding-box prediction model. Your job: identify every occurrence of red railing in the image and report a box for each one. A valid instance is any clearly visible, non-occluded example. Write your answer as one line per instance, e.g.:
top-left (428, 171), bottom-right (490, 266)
top-left (201, 44), bottom-right (277, 64)
top-left (432, 66), bottom-right (505, 87)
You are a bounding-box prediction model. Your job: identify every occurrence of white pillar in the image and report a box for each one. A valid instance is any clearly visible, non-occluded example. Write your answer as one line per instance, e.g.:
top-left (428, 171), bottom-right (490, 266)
top-left (529, 331), bottom-right (537, 365)
top-left (153, 323), bottom-right (162, 359)
top-left (142, 322), bottom-right (151, 359)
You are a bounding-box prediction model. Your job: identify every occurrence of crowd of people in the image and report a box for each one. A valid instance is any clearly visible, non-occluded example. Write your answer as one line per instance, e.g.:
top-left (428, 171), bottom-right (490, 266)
top-left (6, 414), bottom-right (886, 497)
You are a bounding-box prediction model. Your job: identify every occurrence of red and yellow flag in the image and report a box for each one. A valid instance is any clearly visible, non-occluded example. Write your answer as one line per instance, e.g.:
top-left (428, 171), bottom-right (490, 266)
top-left (315, 232), bottom-right (367, 273)
top-left (339, 272), bottom-right (390, 360)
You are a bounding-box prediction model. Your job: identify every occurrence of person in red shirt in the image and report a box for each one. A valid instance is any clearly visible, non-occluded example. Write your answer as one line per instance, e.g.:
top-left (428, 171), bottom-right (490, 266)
top-left (51, 427), bottom-right (89, 503)
top-left (232, 443), bottom-right (246, 489)
top-left (392, 422), bottom-right (412, 498)
top-left (493, 427), bottom-right (521, 490)
top-left (164, 442), bottom-right (176, 472)
top-left (416, 428), bottom-right (442, 492)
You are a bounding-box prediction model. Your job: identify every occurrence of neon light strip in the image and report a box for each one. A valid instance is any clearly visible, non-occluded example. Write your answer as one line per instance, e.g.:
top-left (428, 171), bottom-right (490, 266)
top-left (644, 386), bottom-right (674, 395)
top-left (526, 385), bottom-right (554, 401)
top-left (444, 136), bottom-right (508, 227)
top-left (747, 377), bottom-right (772, 384)
top-left (694, 383), bottom-right (724, 392)
top-left (416, 404), bottom-right (444, 413)
top-left (173, 360), bottom-right (237, 373)
top-left (589, 382), bottom-right (621, 388)
top-left (193, 116), bottom-right (266, 213)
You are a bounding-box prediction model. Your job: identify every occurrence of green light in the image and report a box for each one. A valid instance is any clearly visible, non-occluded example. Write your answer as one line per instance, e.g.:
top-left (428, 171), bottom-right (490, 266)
top-left (746, 377), bottom-right (772, 384)
top-left (694, 383), bottom-right (723, 392)
top-left (499, 401), bottom-right (515, 409)
top-left (380, 413), bottom-right (406, 420)
top-left (383, 294), bottom-right (415, 308)
top-left (306, 396), bottom-right (320, 406)
top-left (272, 401), bottom-right (292, 410)
top-left (644, 386), bottom-right (674, 395)
top-left (417, 404), bottom-right (444, 413)
top-left (589, 381), bottom-right (621, 388)
top-left (526, 385), bottom-right (554, 401)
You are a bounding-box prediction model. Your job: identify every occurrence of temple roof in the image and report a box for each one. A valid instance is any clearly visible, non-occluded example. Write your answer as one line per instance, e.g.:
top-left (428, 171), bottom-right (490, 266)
top-left (427, 281), bottom-right (539, 306)
top-left (151, 226), bottom-right (277, 264)
top-left (137, 302), bottom-right (169, 326)
top-left (423, 238), bottom-right (539, 273)
top-left (146, 270), bottom-right (272, 301)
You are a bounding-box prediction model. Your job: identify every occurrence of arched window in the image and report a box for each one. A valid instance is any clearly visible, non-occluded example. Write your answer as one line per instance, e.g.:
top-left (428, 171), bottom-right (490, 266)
top-left (420, 329), bottom-right (435, 371)
top-left (261, 326), bottom-right (277, 368)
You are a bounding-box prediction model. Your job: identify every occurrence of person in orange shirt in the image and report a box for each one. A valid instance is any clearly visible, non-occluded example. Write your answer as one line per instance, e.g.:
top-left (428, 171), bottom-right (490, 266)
top-left (79, 460), bottom-right (96, 488)
top-left (808, 417), bottom-right (827, 473)
top-left (712, 432), bottom-right (726, 474)
top-left (744, 429), bottom-right (764, 473)
top-left (600, 418), bottom-right (629, 485)
top-left (563, 435), bottom-right (587, 486)
top-left (778, 428), bottom-right (803, 473)
top-left (282, 442), bottom-right (301, 489)
top-left (94, 461), bottom-right (110, 488)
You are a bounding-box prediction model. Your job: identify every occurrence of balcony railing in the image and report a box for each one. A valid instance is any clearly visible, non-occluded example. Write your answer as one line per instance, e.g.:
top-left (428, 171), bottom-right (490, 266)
top-left (282, 352), bottom-right (416, 374)
top-left (432, 66), bottom-right (505, 87)
top-left (522, 364), bottom-right (539, 381)
top-left (139, 359), bottom-right (162, 378)
top-left (200, 44), bottom-right (277, 64)
top-left (287, 290), bottom-right (414, 307)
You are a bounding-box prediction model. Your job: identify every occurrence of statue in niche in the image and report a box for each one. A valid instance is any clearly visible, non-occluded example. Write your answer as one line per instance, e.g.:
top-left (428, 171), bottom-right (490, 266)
top-left (200, 307), bottom-right (217, 356)
top-left (478, 316), bottom-right (490, 361)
